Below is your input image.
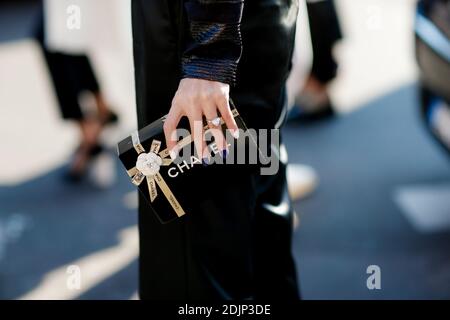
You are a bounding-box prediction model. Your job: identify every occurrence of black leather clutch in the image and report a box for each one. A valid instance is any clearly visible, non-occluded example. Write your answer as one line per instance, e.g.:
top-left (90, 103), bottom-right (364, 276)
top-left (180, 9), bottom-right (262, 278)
top-left (117, 104), bottom-right (259, 224)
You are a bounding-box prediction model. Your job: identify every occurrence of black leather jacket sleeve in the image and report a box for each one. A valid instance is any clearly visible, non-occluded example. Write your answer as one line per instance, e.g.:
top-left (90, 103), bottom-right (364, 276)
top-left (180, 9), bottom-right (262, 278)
top-left (182, 0), bottom-right (244, 86)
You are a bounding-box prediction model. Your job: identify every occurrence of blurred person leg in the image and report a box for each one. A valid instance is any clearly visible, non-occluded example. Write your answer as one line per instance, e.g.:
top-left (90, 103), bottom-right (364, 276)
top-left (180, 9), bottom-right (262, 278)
top-left (34, 12), bottom-right (118, 181)
top-left (292, 0), bottom-right (342, 121)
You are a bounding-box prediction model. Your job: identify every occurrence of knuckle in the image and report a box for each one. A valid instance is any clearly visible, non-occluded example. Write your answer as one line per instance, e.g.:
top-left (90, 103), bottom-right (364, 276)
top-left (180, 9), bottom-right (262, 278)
top-left (214, 91), bottom-right (225, 101)
top-left (186, 105), bottom-right (197, 117)
top-left (192, 90), bottom-right (204, 101)
top-left (198, 90), bottom-right (209, 101)
top-left (163, 120), bottom-right (173, 132)
top-left (187, 92), bottom-right (197, 102)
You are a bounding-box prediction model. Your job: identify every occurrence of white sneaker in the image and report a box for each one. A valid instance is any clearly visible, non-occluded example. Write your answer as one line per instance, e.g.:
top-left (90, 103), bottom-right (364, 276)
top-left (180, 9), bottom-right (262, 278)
top-left (287, 164), bottom-right (319, 201)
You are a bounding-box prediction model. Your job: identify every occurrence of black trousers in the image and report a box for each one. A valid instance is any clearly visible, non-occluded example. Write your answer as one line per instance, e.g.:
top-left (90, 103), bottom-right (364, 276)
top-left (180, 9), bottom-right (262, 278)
top-left (34, 11), bottom-right (100, 120)
top-left (132, 0), bottom-right (299, 300)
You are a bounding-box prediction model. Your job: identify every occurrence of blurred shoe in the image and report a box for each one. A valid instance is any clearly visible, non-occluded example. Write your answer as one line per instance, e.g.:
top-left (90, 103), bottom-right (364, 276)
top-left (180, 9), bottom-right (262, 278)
top-left (65, 144), bottom-right (104, 182)
top-left (287, 164), bottom-right (319, 201)
top-left (288, 75), bottom-right (336, 122)
top-left (288, 101), bottom-right (335, 122)
top-left (100, 110), bottom-right (119, 126)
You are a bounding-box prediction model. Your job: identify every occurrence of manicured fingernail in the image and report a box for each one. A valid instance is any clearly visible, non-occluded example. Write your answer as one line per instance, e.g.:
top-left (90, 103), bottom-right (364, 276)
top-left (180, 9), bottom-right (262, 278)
top-left (202, 157), bottom-right (210, 166)
top-left (222, 149), bottom-right (229, 159)
top-left (232, 129), bottom-right (240, 139)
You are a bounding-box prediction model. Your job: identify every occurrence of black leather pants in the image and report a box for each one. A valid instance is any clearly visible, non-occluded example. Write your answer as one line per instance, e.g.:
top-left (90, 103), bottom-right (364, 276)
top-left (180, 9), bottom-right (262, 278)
top-left (138, 150), bottom-right (299, 300)
top-left (132, 0), bottom-right (299, 300)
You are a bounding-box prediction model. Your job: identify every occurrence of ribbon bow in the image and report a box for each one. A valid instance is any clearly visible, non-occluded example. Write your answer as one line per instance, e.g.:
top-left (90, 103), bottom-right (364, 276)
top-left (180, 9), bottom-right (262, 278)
top-left (127, 134), bottom-right (191, 218)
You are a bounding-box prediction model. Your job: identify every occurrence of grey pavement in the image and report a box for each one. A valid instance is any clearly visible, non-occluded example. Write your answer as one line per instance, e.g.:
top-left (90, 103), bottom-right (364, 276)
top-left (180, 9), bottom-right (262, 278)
top-left (286, 84), bottom-right (450, 299)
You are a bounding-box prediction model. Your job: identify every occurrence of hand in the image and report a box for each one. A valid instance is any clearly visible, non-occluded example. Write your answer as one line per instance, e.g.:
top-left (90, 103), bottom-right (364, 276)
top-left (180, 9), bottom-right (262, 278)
top-left (164, 78), bottom-right (240, 162)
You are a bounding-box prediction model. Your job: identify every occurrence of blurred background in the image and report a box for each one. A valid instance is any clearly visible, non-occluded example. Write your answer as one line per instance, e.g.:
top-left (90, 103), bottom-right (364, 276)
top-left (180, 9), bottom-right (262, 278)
top-left (0, 0), bottom-right (449, 299)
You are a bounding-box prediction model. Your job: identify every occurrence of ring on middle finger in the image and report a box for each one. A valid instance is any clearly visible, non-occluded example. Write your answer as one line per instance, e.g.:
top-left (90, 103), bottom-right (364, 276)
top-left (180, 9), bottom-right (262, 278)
top-left (207, 117), bottom-right (221, 129)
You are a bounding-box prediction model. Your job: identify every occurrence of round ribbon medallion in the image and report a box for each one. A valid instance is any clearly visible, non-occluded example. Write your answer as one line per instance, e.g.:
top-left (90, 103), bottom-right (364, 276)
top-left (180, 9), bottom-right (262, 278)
top-left (136, 152), bottom-right (163, 176)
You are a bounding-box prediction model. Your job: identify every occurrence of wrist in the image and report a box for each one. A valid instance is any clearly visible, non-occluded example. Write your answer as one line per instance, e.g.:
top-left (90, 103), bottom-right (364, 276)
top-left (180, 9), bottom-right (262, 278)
top-left (182, 57), bottom-right (238, 86)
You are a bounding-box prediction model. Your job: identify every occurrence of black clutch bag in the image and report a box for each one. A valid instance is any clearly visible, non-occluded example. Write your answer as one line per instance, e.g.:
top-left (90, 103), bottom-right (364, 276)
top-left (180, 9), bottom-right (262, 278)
top-left (117, 103), bottom-right (260, 224)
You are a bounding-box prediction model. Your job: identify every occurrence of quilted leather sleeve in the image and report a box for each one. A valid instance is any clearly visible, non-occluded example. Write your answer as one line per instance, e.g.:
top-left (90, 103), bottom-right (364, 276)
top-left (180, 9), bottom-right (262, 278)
top-left (182, 0), bottom-right (244, 86)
